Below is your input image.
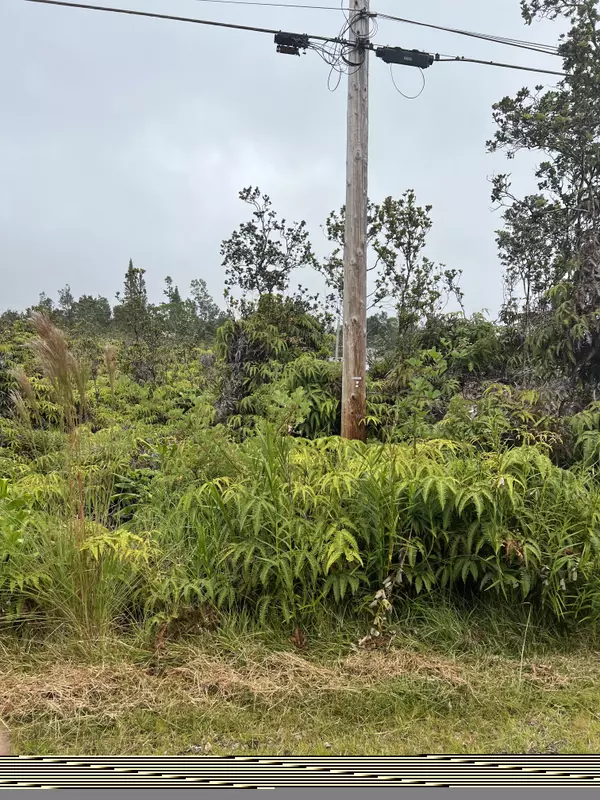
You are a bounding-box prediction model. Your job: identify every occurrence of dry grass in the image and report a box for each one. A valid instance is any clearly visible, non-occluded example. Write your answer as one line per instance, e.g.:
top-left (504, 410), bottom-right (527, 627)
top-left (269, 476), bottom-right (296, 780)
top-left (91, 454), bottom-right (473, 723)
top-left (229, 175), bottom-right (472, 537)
top-left (0, 642), bottom-right (593, 723)
top-left (2, 626), bottom-right (600, 755)
top-left (0, 649), bottom-right (464, 720)
top-left (0, 726), bottom-right (10, 756)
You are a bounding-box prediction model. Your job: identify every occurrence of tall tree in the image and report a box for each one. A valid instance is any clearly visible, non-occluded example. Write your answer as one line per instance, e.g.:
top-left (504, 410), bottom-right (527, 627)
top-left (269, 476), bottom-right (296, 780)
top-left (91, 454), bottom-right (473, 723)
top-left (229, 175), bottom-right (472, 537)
top-left (68, 293), bottom-right (112, 399)
top-left (57, 284), bottom-right (75, 327)
top-left (496, 195), bottom-right (561, 334)
top-left (113, 260), bottom-right (163, 383)
top-left (114, 259), bottom-right (149, 342)
top-left (489, 0), bottom-right (600, 383)
top-left (29, 292), bottom-right (55, 317)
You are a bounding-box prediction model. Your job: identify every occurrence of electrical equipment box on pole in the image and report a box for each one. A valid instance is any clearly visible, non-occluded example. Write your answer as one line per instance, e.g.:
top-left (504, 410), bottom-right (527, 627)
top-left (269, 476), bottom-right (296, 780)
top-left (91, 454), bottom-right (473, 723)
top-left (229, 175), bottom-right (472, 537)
top-left (274, 32), bottom-right (310, 55)
top-left (375, 47), bottom-right (435, 69)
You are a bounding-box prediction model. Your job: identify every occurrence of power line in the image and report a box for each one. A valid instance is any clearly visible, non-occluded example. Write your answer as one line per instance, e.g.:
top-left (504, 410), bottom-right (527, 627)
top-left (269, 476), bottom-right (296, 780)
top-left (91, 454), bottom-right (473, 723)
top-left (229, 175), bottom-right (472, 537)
top-left (181, 0), bottom-right (349, 11)
top-left (163, 0), bottom-right (562, 62)
top-left (437, 54), bottom-right (566, 77)
top-left (311, 0), bottom-right (377, 90)
top-left (24, 0), bottom-right (345, 43)
top-left (376, 12), bottom-right (560, 57)
top-left (25, 0), bottom-right (568, 79)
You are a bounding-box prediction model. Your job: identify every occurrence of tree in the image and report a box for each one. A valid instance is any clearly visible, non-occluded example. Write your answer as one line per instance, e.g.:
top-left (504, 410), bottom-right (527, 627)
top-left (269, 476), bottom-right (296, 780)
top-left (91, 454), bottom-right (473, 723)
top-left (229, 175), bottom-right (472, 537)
top-left (488, 0), bottom-right (600, 382)
top-left (495, 194), bottom-right (561, 334)
top-left (366, 312), bottom-right (399, 364)
top-left (113, 260), bottom-right (163, 383)
top-left (113, 259), bottom-right (149, 342)
top-left (156, 276), bottom-right (226, 347)
top-left (68, 294), bottom-right (112, 401)
top-left (489, 0), bottom-right (600, 384)
top-left (190, 278), bottom-right (226, 339)
top-left (160, 276), bottom-right (190, 341)
top-left (0, 310), bottom-right (22, 331)
top-left (72, 294), bottom-right (112, 334)
top-left (221, 187), bottom-right (316, 315)
top-left (214, 293), bottom-right (328, 426)
top-left (57, 284), bottom-right (75, 327)
top-left (321, 191), bottom-right (463, 352)
top-left (29, 292), bottom-right (55, 317)
top-left (163, 276), bottom-right (182, 304)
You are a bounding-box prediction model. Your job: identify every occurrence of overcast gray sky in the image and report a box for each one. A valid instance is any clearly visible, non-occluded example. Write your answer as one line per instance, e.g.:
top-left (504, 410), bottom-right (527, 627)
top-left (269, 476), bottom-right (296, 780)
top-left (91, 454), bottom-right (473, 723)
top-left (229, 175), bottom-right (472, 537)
top-left (1, 0), bottom-right (563, 316)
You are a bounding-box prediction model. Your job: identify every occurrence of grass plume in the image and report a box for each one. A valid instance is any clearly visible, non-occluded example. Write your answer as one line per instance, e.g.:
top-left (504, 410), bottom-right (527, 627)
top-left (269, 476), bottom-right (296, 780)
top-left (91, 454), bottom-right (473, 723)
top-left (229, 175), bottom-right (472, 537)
top-left (29, 312), bottom-right (86, 430)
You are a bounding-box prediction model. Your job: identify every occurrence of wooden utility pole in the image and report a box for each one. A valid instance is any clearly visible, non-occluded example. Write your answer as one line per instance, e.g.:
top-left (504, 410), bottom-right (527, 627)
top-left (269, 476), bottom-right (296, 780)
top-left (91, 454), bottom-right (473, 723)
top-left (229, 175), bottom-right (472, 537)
top-left (341, 0), bottom-right (370, 441)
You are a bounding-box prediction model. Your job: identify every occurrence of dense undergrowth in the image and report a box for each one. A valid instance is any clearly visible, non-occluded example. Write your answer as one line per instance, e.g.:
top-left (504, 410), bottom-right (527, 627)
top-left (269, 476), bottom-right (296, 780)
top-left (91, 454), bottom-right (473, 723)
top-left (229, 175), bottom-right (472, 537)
top-left (2, 306), bottom-right (600, 648)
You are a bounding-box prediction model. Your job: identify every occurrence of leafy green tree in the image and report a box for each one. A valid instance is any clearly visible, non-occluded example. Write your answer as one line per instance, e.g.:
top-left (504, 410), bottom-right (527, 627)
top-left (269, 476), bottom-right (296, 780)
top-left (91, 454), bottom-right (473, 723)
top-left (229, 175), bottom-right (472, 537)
top-left (420, 312), bottom-right (504, 380)
top-left (163, 276), bottom-right (181, 305)
top-left (489, 0), bottom-right (600, 384)
top-left (221, 187), bottom-right (316, 315)
top-left (0, 310), bottom-right (22, 331)
top-left (68, 294), bottom-right (111, 401)
top-left (496, 195), bottom-right (561, 335)
top-left (366, 312), bottom-right (399, 363)
top-left (57, 284), bottom-right (75, 327)
top-left (157, 276), bottom-right (226, 349)
top-left (321, 191), bottom-right (463, 354)
top-left (72, 294), bottom-right (112, 335)
top-left (160, 276), bottom-right (190, 341)
top-left (214, 294), bottom-right (328, 427)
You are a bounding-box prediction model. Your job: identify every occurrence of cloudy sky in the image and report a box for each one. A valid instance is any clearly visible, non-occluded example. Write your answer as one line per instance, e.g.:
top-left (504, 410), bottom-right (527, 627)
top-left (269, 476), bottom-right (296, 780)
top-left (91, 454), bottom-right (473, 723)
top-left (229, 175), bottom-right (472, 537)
top-left (1, 0), bottom-right (563, 316)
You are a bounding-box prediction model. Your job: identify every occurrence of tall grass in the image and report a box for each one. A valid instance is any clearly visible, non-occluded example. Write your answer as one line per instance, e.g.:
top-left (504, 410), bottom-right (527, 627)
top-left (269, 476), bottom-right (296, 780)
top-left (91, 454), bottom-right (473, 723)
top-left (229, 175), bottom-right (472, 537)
top-left (103, 344), bottom-right (117, 395)
top-left (28, 312), bottom-right (87, 430)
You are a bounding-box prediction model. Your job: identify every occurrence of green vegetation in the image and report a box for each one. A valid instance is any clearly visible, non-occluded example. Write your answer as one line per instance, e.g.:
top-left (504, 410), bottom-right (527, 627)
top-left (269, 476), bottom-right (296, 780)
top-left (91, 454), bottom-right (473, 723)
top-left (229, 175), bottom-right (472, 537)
top-left (2, 0), bottom-right (600, 754)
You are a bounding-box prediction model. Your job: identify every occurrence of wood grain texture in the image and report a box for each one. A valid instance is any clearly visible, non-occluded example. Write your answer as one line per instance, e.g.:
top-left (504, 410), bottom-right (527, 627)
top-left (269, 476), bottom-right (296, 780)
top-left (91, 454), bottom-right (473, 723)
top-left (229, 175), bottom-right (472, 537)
top-left (342, 0), bottom-right (369, 441)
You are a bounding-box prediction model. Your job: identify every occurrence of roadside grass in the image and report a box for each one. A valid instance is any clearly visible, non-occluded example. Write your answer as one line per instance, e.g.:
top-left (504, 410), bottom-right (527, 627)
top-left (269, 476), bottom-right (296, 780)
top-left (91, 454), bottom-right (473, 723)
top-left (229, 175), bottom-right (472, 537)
top-left (2, 600), bottom-right (600, 755)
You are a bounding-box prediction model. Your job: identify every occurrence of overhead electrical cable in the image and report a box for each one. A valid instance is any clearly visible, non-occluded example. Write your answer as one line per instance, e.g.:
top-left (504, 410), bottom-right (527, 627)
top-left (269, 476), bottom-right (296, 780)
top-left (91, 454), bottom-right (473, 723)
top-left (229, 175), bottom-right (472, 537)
top-left (180, 0), bottom-right (350, 12)
top-left (312, 0), bottom-right (377, 89)
top-left (436, 54), bottom-right (566, 77)
top-left (24, 0), bottom-right (345, 42)
top-left (26, 0), bottom-right (568, 78)
top-left (376, 11), bottom-right (560, 57)
top-left (168, 0), bottom-right (561, 59)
